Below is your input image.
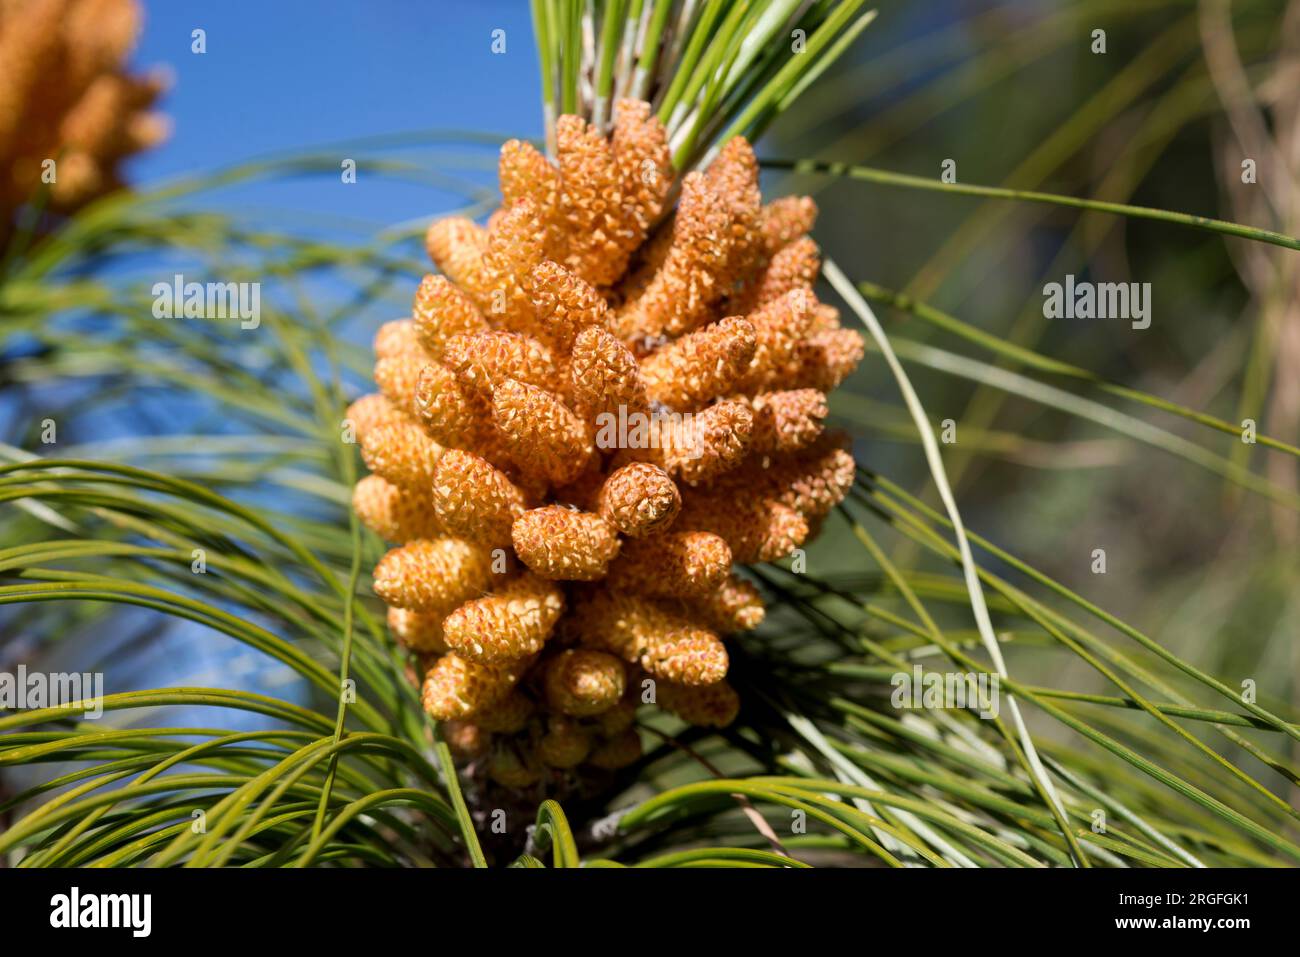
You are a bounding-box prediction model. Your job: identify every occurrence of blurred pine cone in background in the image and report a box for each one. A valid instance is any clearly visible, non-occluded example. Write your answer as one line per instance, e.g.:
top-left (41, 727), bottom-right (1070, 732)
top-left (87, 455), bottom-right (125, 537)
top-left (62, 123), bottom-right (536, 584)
top-left (0, 0), bottom-right (167, 232)
top-left (351, 100), bottom-right (864, 792)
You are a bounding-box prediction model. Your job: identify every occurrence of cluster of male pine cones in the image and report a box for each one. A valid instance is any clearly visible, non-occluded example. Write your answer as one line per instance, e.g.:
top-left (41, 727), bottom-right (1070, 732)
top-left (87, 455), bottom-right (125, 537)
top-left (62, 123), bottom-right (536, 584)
top-left (0, 0), bottom-right (167, 233)
top-left (349, 99), bottom-right (863, 791)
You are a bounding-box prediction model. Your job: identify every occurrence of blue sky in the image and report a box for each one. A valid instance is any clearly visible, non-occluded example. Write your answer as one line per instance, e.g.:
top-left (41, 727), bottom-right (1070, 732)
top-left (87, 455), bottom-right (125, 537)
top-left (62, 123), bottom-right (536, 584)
top-left (129, 0), bottom-right (543, 227)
